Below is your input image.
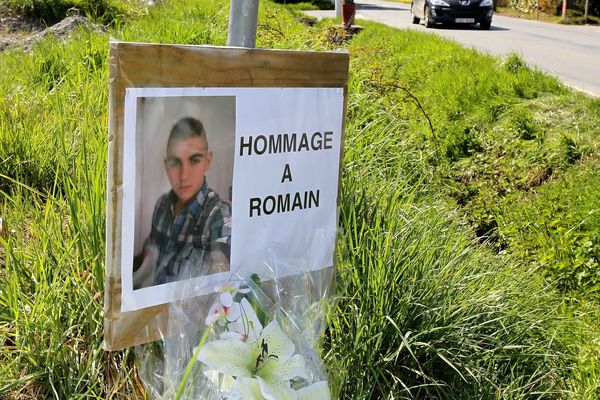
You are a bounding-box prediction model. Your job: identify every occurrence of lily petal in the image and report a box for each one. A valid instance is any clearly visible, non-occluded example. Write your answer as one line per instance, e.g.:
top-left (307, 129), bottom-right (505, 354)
top-left (205, 302), bottom-right (223, 325)
top-left (264, 354), bottom-right (308, 381)
top-left (220, 291), bottom-right (234, 308)
top-left (226, 301), bottom-right (242, 322)
top-left (226, 298), bottom-right (263, 342)
top-left (296, 381), bottom-right (331, 400)
top-left (197, 339), bottom-right (256, 378)
top-left (256, 376), bottom-right (297, 400)
top-left (258, 321), bottom-right (295, 362)
top-left (227, 377), bottom-right (264, 400)
top-left (220, 331), bottom-right (247, 341)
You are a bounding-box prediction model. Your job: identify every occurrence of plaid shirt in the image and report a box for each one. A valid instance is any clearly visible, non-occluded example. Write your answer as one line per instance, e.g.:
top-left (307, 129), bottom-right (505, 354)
top-left (146, 181), bottom-right (231, 285)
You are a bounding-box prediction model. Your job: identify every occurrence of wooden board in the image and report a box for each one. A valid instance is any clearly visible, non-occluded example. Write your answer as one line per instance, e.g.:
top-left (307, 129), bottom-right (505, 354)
top-left (104, 42), bottom-right (349, 351)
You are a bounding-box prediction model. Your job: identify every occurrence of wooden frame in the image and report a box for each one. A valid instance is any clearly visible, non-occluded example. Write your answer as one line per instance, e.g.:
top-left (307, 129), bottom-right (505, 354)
top-left (105, 42), bottom-right (349, 351)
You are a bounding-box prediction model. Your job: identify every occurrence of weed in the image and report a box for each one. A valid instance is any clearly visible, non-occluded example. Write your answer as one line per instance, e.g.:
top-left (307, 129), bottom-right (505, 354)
top-left (502, 52), bottom-right (528, 74)
top-left (559, 134), bottom-right (582, 164)
top-left (504, 107), bottom-right (538, 140)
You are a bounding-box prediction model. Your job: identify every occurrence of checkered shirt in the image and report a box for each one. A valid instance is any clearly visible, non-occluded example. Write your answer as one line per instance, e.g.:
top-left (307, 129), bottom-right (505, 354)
top-left (146, 181), bottom-right (231, 284)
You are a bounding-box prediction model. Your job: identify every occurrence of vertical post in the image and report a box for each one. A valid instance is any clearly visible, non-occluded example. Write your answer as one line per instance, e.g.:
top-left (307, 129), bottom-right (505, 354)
top-left (336, 0), bottom-right (342, 18)
top-left (584, 0), bottom-right (589, 23)
top-left (228, 0), bottom-right (259, 48)
top-left (561, 0), bottom-right (567, 20)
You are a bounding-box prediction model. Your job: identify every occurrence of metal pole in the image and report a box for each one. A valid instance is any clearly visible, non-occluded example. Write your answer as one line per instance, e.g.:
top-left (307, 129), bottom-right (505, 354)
top-left (228, 0), bottom-right (259, 48)
top-left (584, 0), bottom-right (589, 23)
top-left (336, 0), bottom-right (342, 18)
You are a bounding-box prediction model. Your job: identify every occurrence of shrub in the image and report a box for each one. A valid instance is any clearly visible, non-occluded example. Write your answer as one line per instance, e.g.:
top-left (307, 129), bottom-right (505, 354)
top-left (510, 0), bottom-right (538, 13)
top-left (540, 0), bottom-right (559, 13)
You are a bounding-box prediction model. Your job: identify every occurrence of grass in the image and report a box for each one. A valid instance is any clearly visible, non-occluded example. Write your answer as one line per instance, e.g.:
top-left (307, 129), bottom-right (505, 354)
top-left (1, 0), bottom-right (599, 398)
top-left (2, 0), bottom-right (145, 25)
top-left (328, 24), bottom-right (599, 397)
top-left (496, 160), bottom-right (600, 293)
top-left (330, 182), bottom-right (573, 398)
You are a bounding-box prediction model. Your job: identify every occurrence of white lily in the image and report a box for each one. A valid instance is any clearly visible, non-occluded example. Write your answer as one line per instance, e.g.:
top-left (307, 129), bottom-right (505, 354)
top-left (205, 300), bottom-right (241, 326)
top-left (220, 298), bottom-right (263, 343)
top-left (198, 321), bottom-right (308, 400)
top-left (216, 281), bottom-right (251, 308)
top-left (205, 281), bottom-right (252, 326)
top-left (296, 381), bottom-right (331, 400)
top-left (225, 378), bottom-right (331, 400)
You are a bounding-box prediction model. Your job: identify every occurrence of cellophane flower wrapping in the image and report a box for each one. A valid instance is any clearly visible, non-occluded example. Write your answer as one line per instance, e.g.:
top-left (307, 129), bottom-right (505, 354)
top-left (134, 265), bottom-right (335, 400)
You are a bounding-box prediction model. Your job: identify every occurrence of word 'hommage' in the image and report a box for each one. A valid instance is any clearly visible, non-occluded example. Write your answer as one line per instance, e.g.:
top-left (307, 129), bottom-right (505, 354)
top-left (240, 131), bottom-right (333, 156)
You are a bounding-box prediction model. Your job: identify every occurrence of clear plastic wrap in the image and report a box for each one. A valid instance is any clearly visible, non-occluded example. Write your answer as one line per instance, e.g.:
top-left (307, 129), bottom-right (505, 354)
top-left (134, 266), bottom-right (335, 399)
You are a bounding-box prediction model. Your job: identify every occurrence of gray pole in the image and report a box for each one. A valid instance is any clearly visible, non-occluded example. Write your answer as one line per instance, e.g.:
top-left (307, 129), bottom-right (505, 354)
top-left (584, 0), bottom-right (589, 23)
top-left (335, 0), bottom-right (341, 18)
top-left (228, 0), bottom-right (259, 48)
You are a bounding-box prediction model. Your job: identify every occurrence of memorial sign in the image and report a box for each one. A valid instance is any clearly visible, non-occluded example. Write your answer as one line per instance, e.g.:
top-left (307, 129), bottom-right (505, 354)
top-left (104, 42), bottom-right (349, 351)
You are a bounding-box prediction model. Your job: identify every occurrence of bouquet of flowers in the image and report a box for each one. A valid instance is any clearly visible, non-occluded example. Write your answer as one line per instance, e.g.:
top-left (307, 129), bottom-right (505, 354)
top-left (135, 271), bottom-right (334, 400)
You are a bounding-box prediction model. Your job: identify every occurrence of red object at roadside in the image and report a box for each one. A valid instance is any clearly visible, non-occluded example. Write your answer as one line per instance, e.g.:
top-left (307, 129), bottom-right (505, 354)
top-left (342, 3), bottom-right (356, 28)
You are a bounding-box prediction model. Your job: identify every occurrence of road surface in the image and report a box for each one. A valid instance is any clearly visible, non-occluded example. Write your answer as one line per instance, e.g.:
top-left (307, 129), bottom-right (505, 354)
top-left (305, 0), bottom-right (600, 96)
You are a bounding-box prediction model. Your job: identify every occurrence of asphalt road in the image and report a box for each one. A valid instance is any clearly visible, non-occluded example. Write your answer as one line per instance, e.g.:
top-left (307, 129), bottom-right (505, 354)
top-left (305, 0), bottom-right (600, 96)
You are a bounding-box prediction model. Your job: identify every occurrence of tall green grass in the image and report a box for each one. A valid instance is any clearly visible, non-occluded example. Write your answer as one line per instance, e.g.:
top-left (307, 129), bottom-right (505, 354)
top-left (1, 0), bottom-right (599, 398)
top-left (0, 30), bottom-right (139, 398)
top-left (330, 181), bottom-right (572, 398)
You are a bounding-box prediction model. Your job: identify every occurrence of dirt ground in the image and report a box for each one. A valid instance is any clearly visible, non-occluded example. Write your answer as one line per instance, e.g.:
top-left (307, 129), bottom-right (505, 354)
top-left (0, 6), bottom-right (105, 52)
top-left (0, 5), bottom-right (45, 51)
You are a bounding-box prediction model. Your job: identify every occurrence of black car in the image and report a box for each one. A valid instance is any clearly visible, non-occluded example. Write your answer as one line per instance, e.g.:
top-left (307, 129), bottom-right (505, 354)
top-left (411, 0), bottom-right (493, 29)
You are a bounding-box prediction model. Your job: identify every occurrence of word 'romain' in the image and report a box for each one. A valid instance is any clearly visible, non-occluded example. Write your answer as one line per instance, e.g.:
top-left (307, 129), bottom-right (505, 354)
top-left (250, 190), bottom-right (319, 217)
top-left (240, 131), bottom-right (333, 156)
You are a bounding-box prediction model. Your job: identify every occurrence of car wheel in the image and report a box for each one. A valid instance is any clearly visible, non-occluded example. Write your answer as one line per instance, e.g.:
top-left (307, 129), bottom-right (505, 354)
top-left (411, 3), bottom-right (421, 24)
top-left (480, 21), bottom-right (491, 30)
top-left (424, 5), bottom-right (434, 28)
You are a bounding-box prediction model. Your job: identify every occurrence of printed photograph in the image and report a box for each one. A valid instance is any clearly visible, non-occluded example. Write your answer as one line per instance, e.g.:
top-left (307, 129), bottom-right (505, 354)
top-left (130, 96), bottom-right (235, 290)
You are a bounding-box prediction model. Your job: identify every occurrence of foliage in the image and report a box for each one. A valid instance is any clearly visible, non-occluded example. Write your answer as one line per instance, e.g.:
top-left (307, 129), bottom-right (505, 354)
top-left (496, 162), bottom-right (600, 294)
top-left (506, 0), bottom-right (600, 18)
top-left (3, 0), bottom-right (145, 25)
top-left (539, 0), bottom-right (559, 13)
top-left (330, 181), bottom-right (573, 398)
top-left (0, 31), bottom-right (139, 398)
top-left (572, 0), bottom-right (600, 16)
top-left (331, 25), bottom-right (600, 398)
top-left (1, 0), bottom-right (600, 398)
top-left (271, 0), bottom-right (335, 11)
top-left (511, 0), bottom-right (539, 13)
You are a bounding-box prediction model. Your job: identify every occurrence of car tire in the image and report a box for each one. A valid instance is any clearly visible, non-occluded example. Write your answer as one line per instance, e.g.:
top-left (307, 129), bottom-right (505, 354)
top-left (411, 3), bottom-right (421, 24)
top-left (424, 5), bottom-right (434, 28)
top-left (480, 21), bottom-right (491, 30)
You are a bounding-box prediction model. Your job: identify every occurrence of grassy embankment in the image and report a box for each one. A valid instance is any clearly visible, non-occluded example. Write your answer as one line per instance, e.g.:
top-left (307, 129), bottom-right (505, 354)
top-left (1, 0), bottom-right (599, 398)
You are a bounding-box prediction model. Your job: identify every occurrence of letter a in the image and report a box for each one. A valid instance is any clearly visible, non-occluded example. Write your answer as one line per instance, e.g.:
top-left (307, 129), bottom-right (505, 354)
top-left (281, 164), bottom-right (293, 183)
